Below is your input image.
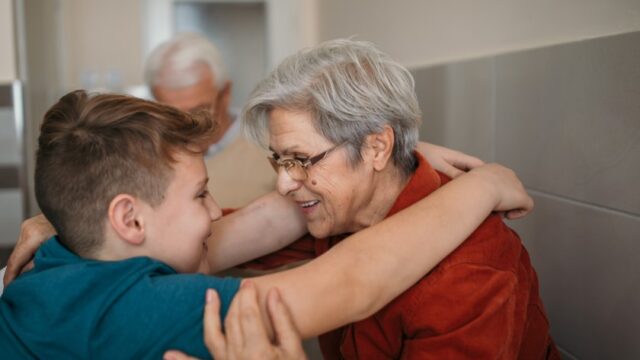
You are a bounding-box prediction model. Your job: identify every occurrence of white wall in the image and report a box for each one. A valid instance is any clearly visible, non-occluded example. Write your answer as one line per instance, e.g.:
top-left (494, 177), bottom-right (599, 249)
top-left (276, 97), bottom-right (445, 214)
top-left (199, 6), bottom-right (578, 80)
top-left (266, 0), bottom-right (318, 68)
top-left (318, 0), bottom-right (640, 68)
top-left (0, 0), bottom-right (17, 82)
top-left (61, 0), bottom-right (144, 91)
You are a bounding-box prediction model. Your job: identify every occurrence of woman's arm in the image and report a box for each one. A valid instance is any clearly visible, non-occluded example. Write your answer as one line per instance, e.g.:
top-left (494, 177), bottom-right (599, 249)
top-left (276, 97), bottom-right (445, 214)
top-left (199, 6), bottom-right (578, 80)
top-left (2, 192), bottom-right (306, 284)
top-left (3, 215), bottom-right (55, 285)
top-left (248, 163), bottom-right (532, 338)
top-left (164, 282), bottom-right (307, 360)
top-left (206, 192), bottom-right (307, 273)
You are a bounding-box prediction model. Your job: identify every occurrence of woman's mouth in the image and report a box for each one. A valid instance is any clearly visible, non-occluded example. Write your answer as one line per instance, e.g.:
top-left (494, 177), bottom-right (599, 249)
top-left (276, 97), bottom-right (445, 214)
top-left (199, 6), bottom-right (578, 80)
top-left (298, 200), bottom-right (320, 214)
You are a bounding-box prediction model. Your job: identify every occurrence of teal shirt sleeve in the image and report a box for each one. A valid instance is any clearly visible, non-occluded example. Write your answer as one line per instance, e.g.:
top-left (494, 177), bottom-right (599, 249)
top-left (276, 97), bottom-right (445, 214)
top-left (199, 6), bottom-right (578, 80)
top-left (0, 238), bottom-right (241, 360)
top-left (101, 273), bottom-right (241, 359)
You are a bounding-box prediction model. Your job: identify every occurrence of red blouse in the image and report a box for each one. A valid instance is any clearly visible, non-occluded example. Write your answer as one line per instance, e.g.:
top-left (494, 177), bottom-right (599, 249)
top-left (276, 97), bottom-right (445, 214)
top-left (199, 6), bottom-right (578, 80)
top-left (243, 153), bottom-right (559, 359)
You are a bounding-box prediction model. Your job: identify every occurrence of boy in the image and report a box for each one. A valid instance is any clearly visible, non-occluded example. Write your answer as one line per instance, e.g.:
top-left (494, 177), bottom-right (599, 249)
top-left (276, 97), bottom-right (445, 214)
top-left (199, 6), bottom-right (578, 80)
top-left (0, 91), bottom-right (531, 358)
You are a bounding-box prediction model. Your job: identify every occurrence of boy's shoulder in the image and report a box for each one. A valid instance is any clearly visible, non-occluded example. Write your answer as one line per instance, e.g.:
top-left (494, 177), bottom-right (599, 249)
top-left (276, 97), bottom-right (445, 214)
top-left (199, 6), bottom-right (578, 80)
top-left (437, 172), bottom-right (525, 272)
top-left (1, 241), bottom-right (241, 359)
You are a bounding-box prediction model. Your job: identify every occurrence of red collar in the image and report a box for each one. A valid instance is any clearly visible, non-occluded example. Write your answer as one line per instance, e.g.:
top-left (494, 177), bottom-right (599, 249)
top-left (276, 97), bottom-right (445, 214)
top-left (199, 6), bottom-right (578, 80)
top-left (385, 151), bottom-right (442, 218)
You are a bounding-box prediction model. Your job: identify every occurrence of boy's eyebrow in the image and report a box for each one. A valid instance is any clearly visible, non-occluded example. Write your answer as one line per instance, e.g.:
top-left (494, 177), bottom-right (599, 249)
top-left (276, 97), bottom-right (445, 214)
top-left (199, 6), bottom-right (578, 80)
top-left (196, 177), bottom-right (209, 189)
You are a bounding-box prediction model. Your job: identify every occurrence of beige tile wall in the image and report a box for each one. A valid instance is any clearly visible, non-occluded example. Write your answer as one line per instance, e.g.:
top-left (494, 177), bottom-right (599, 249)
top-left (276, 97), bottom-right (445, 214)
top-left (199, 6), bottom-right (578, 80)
top-left (413, 31), bottom-right (640, 359)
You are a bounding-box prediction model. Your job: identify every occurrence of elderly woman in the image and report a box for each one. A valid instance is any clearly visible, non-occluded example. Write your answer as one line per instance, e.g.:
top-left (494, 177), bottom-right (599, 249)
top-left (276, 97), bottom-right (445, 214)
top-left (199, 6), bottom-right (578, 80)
top-left (239, 39), bottom-right (559, 359)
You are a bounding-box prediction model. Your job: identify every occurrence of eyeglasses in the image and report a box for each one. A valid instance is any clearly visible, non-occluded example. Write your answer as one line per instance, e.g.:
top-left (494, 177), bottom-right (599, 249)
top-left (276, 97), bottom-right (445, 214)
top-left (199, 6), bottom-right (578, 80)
top-left (268, 142), bottom-right (346, 181)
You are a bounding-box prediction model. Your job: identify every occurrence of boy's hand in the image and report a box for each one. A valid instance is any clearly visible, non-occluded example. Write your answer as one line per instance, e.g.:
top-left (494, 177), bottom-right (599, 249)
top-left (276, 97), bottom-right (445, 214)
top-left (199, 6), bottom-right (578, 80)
top-left (469, 163), bottom-right (534, 220)
top-left (4, 214), bottom-right (55, 286)
top-left (163, 281), bottom-right (306, 360)
top-left (416, 142), bottom-right (484, 178)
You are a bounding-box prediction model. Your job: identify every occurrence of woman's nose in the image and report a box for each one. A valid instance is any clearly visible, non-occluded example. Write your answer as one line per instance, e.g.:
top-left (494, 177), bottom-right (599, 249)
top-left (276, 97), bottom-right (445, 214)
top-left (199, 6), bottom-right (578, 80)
top-left (276, 167), bottom-right (302, 196)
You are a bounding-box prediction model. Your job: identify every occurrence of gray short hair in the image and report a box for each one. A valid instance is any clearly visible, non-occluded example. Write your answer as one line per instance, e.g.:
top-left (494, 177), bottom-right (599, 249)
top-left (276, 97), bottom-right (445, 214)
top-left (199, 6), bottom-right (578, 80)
top-left (242, 39), bottom-right (421, 177)
top-left (145, 33), bottom-right (229, 90)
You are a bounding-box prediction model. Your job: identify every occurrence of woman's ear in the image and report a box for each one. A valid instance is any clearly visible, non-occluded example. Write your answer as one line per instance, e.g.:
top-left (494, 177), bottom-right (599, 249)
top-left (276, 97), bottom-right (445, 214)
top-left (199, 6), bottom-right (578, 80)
top-left (366, 125), bottom-right (395, 171)
top-left (108, 194), bottom-right (145, 246)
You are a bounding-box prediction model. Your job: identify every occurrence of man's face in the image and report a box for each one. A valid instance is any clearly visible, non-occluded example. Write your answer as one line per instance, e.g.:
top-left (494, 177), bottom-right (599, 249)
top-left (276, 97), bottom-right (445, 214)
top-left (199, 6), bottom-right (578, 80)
top-left (141, 151), bottom-right (222, 273)
top-left (153, 67), bottom-right (220, 113)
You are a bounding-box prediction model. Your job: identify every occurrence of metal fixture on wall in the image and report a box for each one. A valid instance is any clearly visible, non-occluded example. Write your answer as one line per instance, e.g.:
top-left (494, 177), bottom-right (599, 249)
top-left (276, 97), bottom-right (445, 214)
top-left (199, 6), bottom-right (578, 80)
top-left (0, 81), bottom-right (28, 245)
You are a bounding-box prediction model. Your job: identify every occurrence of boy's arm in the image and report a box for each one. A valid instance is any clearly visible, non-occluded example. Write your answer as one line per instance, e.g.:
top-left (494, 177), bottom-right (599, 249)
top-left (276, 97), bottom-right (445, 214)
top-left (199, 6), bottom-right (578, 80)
top-left (3, 143), bottom-right (481, 284)
top-left (246, 164), bottom-right (533, 338)
top-left (417, 141), bottom-right (484, 178)
top-left (205, 142), bottom-right (486, 272)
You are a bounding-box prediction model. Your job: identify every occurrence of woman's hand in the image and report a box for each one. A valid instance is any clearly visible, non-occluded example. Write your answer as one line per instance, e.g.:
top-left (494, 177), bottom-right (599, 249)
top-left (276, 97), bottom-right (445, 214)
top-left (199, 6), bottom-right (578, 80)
top-left (3, 214), bottom-right (56, 286)
top-left (469, 163), bottom-right (534, 220)
top-left (163, 281), bottom-right (306, 360)
top-left (417, 142), bottom-right (484, 178)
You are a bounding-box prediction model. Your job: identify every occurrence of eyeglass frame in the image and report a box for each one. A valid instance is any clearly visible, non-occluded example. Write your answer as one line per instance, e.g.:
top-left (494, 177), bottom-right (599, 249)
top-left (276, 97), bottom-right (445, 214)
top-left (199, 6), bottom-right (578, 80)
top-left (267, 142), bottom-right (347, 181)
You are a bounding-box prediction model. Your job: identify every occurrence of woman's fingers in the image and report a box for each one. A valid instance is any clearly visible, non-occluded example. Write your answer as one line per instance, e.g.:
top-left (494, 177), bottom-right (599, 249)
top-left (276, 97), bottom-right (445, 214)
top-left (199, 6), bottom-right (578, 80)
top-left (267, 288), bottom-right (306, 359)
top-left (4, 214), bottom-right (55, 286)
top-left (238, 281), bottom-right (271, 342)
top-left (224, 288), bottom-right (244, 358)
top-left (203, 289), bottom-right (228, 360)
top-left (162, 350), bottom-right (200, 360)
top-left (166, 284), bottom-right (306, 360)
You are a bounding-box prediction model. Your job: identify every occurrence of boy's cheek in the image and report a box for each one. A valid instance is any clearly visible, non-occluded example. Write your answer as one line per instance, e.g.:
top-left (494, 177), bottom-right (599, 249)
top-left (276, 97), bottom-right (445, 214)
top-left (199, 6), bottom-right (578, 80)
top-left (196, 250), bottom-right (211, 274)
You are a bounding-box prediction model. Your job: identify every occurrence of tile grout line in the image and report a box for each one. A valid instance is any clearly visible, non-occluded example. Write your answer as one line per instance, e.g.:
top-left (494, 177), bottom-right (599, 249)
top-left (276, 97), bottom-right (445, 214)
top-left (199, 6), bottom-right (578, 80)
top-left (527, 188), bottom-right (640, 220)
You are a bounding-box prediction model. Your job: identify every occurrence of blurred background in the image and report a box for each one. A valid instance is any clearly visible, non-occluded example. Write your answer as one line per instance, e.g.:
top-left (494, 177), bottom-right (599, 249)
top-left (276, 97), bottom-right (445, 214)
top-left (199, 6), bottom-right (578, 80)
top-left (0, 0), bottom-right (638, 358)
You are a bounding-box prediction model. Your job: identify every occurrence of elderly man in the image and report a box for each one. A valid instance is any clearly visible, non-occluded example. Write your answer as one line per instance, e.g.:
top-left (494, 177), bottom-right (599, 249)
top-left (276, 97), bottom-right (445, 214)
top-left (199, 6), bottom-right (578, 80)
top-left (144, 33), bottom-right (276, 207)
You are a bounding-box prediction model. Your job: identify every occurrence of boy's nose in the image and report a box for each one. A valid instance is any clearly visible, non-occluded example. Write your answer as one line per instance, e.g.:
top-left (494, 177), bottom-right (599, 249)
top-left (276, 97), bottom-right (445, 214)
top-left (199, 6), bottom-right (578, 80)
top-left (206, 194), bottom-right (222, 221)
top-left (276, 167), bottom-right (302, 196)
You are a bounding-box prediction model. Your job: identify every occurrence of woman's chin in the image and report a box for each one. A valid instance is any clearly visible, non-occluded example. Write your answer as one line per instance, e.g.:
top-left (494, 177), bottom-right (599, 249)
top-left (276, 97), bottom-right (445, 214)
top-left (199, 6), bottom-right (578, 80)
top-left (308, 223), bottom-right (334, 239)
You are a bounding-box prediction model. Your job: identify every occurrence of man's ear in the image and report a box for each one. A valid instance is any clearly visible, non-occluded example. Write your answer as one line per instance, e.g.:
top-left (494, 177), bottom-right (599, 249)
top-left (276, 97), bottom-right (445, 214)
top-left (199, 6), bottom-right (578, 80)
top-left (218, 81), bottom-right (232, 111)
top-left (366, 125), bottom-right (395, 171)
top-left (108, 194), bottom-right (145, 246)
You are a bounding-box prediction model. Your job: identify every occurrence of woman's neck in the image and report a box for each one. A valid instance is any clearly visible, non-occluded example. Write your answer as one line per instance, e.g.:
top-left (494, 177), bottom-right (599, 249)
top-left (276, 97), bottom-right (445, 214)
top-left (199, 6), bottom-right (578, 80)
top-left (348, 166), bottom-right (412, 233)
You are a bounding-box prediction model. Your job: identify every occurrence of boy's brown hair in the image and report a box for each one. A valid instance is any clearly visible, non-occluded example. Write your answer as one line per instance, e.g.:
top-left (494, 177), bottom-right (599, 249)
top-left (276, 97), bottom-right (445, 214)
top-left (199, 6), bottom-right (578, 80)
top-left (35, 90), bottom-right (217, 257)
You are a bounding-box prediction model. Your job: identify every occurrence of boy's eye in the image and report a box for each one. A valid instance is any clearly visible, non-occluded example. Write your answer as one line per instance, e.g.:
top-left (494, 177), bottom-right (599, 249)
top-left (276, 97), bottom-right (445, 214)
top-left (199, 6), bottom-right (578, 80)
top-left (197, 190), bottom-right (209, 199)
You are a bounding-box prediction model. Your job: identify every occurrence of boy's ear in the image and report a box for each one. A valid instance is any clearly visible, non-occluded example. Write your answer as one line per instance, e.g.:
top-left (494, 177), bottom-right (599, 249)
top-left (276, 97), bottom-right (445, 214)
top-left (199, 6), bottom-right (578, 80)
top-left (365, 125), bottom-right (395, 171)
top-left (108, 194), bottom-right (145, 246)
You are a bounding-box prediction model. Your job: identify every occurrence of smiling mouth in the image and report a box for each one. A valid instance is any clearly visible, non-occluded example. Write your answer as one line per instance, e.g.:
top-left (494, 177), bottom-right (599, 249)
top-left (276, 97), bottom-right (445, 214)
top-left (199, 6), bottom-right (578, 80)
top-left (299, 200), bottom-right (320, 208)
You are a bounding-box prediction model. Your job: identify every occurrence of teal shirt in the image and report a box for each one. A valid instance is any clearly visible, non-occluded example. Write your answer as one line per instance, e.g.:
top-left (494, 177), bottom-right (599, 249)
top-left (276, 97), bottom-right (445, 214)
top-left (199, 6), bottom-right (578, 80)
top-left (0, 237), bottom-right (241, 359)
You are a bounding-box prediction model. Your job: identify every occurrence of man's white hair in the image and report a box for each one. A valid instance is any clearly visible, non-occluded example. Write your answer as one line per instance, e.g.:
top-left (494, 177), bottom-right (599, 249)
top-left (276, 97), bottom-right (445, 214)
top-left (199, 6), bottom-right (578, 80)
top-left (145, 33), bottom-right (229, 90)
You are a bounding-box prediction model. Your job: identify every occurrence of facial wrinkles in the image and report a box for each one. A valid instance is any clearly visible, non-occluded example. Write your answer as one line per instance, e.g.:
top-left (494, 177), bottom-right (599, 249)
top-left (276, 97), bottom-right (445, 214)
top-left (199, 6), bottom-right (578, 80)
top-left (309, 155), bottom-right (381, 236)
top-left (304, 164), bottom-right (340, 226)
top-left (269, 108), bottom-right (377, 236)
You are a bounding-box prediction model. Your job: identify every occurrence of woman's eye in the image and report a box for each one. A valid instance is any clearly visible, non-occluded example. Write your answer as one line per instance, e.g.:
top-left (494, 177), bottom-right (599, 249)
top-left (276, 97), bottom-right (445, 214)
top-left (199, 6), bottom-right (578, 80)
top-left (271, 153), bottom-right (280, 160)
top-left (294, 156), bottom-right (308, 163)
